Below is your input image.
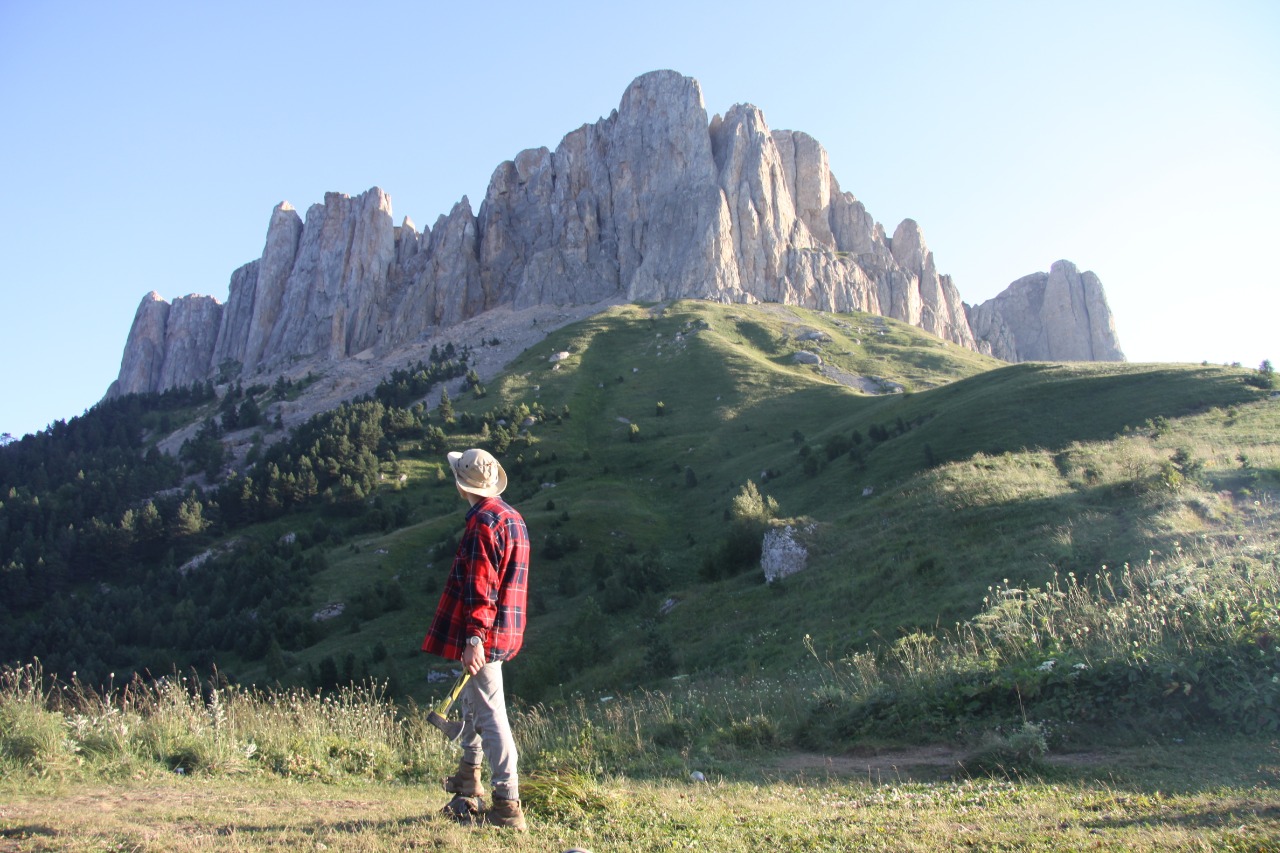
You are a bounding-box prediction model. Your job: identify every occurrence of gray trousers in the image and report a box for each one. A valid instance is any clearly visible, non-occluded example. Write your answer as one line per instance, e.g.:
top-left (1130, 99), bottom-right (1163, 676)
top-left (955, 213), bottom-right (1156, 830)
top-left (459, 660), bottom-right (519, 800)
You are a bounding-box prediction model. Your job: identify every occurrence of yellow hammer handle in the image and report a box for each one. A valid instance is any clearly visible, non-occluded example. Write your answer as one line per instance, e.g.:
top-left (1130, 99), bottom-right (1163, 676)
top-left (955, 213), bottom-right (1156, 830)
top-left (435, 672), bottom-right (471, 716)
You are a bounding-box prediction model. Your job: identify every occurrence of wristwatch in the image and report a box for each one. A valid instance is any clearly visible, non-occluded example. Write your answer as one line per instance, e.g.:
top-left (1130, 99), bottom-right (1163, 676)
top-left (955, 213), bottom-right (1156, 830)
top-left (467, 636), bottom-right (483, 648)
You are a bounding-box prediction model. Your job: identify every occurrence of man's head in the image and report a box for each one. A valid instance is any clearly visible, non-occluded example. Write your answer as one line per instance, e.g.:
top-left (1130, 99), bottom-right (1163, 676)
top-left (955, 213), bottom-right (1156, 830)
top-left (447, 448), bottom-right (507, 498)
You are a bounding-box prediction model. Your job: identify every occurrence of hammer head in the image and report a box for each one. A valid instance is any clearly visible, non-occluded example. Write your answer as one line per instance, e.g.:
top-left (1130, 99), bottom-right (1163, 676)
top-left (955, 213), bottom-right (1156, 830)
top-left (427, 710), bottom-right (464, 741)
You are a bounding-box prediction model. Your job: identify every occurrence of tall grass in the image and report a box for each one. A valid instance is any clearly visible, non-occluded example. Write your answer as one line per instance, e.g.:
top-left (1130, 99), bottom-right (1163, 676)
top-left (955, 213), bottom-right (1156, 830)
top-left (0, 661), bottom-right (74, 775)
top-left (0, 657), bottom-right (810, 800)
top-left (804, 507), bottom-right (1280, 742)
top-left (0, 664), bottom-right (455, 782)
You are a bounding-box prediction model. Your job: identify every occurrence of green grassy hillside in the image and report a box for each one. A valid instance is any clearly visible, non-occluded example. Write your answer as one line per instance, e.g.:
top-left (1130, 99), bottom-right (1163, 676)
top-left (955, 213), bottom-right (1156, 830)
top-left (223, 301), bottom-right (1275, 717)
top-left (1, 298), bottom-right (1275, 746)
top-left (3, 300), bottom-right (1276, 849)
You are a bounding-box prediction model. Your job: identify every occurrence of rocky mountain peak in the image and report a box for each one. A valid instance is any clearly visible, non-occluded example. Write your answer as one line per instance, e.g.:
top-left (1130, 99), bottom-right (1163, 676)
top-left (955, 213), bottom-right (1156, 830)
top-left (108, 70), bottom-right (1124, 401)
top-left (966, 260), bottom-right (1124, 362)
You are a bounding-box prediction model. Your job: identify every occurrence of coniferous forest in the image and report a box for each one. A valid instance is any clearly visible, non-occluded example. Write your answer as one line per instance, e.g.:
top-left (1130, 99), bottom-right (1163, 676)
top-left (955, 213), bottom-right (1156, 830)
top-left (0, 344), bottom-right (525, 692)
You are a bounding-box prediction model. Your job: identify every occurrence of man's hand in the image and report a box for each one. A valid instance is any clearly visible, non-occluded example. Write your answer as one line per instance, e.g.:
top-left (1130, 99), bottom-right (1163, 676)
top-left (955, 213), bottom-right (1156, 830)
top-left (462, 641), bottom-right (485, 675)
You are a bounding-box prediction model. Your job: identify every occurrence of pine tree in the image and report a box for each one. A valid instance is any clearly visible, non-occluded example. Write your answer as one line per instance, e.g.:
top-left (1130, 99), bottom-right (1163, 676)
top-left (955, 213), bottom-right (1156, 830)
top-left (437, 388), bottom-right (454, 424)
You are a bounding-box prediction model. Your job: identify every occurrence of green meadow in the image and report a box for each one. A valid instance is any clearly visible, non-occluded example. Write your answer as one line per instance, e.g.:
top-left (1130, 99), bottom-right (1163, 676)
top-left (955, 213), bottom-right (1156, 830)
top-left (2, 300), bottom-right (1278, 849)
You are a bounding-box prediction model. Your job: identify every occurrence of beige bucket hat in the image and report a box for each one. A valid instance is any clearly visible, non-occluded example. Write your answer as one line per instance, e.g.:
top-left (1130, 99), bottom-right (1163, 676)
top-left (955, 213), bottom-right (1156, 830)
top-left (448, 448), bottom-right (508, 497)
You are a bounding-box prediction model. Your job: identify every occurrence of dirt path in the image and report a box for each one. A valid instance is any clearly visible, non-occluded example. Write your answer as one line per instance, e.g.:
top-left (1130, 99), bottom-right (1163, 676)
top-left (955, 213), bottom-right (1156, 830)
top-left (769, 746), bottom-right (1111, 783)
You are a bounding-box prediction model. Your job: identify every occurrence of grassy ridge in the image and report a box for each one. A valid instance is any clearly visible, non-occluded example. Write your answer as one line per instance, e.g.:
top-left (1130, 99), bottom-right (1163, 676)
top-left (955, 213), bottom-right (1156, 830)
top-left (208, 299), bottom-right (1275, 721)
top-left (2, 300), bottom-right (1277, 849)
top-left (7, 299), bottom-right (1271, 735)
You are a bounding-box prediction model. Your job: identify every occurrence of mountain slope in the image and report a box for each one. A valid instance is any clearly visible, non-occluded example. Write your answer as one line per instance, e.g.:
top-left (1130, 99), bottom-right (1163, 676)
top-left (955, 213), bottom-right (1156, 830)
top-left (232, 301), bottom-right (1269, 702)
top-left (1, 302), bottom-right (1273, 710)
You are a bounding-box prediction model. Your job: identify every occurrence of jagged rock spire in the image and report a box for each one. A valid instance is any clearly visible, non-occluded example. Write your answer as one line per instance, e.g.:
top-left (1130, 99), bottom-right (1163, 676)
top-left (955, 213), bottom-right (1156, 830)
top-left (108, 70), bottom-right (1124, 398)
top-left (966, 260), bottom-right (1124, 362)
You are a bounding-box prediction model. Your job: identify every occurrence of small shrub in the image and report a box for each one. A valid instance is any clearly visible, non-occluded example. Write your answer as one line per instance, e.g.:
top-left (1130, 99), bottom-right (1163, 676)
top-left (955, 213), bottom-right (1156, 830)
top-left (962, 721), bottom-right (1049, 777)
top-left (650, 719), bottom-right (693, 749)
top-left (721, 714), bottom-right (778, 748)
top-left (557, 565), bottom-right (579, 596)
top-left (1245, 360), bottom-right (1275, 389)
top-left (825, 434), bottom-right (853, 460)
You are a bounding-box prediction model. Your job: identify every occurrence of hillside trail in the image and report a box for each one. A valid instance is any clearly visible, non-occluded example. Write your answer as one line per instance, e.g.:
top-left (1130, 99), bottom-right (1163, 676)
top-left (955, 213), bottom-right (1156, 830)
top-left (768, 745), bottom-right (1109, 783)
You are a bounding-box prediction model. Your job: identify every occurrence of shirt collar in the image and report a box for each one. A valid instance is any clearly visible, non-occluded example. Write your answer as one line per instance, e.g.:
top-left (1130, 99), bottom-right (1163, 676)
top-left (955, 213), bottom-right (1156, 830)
top-left (466, 496), bottom-right (498, 519)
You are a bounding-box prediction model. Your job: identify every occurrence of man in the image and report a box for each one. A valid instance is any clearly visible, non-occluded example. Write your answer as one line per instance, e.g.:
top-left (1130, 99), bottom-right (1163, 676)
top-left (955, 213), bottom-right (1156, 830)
top-left (422, 447), bottom-right (530, 831)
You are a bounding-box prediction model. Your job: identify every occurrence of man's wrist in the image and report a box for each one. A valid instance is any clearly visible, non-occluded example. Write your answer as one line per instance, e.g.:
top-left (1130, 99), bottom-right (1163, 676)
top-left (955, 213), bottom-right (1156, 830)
top-left (467, 635), bottom-right (483, 648)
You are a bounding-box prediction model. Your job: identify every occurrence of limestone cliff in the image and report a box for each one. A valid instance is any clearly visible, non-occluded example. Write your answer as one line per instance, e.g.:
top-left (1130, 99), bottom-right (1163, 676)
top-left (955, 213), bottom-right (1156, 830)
top-left (966, 261), bottom-right (1124, 362)
top-left (108, 70), bottom-right (1124, 398)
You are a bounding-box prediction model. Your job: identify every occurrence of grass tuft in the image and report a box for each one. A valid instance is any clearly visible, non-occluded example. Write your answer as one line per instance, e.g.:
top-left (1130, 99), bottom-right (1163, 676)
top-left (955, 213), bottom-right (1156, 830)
top-left (521, 762), bottom-right (623, 818)
top-left (960, 721), bottom-right (1050, 778)
top-left (0, 662), bottom-right (73, 775)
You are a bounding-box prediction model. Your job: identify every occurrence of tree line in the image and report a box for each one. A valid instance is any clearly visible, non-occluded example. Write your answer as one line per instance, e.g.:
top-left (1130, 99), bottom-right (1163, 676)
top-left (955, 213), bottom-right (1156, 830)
top-left (0, 344), bottom-right (533, 690)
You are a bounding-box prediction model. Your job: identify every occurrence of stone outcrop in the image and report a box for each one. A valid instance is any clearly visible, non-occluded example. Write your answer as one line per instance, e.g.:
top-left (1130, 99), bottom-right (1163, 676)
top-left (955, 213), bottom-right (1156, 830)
top-left (109, 292), bottom-right (169, 397)
top-left (965, 260), bottom-right (1124, 362)
top-left (762, 524), bottom-right (814, 584)
top-left (221, 202), bottom-right (305, 372)
top-left (108, 70), bottom-right (1124, 399)
top-left (109, 292), bottom-right (223, 397)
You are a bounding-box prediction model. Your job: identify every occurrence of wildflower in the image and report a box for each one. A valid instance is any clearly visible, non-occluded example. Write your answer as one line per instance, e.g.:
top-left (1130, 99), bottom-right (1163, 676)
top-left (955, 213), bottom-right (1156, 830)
top-left (1036, 660), bottom-right (1056, 672)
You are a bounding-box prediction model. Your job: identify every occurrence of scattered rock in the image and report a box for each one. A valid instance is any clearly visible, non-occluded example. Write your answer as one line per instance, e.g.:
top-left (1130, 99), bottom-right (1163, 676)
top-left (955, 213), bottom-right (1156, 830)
top-left (762, 524), bottom-right (815, 583)
top-left (795, 328), bottom-right (831, 343)
top-left (312, 603), bottom-right (345, 622)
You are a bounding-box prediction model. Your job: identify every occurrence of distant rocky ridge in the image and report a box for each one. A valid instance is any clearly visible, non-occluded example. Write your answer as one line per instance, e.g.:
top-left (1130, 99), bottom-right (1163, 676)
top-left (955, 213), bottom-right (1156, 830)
top-left (108, 70), bottom-right (1123, 400)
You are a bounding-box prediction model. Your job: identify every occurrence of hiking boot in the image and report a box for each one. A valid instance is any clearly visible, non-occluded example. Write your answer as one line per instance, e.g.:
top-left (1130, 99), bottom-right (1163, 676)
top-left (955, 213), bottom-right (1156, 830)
top-left (482, 796), bottom-right (527, 831)
top-left (440, 794), bottom-right (482, 824)
top-left (443, 761), bottom-right (485, 797)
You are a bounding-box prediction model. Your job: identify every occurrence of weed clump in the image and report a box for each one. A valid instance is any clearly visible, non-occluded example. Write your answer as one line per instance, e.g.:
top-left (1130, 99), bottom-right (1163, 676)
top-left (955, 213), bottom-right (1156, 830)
top-left (0, 664), bottom-right (452, 784)
top-left (961, 721), bottom-right (1050, 778)
top-left (800, 528), bottom-right (1280, 745)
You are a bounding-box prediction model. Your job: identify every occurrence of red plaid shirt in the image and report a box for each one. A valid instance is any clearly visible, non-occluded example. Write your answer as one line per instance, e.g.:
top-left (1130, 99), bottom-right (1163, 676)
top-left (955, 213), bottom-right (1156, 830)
top-left (422, 496), bottom-right (530, 663)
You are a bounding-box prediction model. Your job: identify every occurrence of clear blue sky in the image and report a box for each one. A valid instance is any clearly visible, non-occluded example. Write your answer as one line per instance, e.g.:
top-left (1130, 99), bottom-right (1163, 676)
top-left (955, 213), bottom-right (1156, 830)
top-left (2, 0), bottom-right (1277, 439)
